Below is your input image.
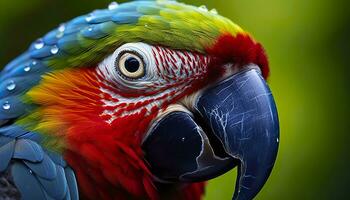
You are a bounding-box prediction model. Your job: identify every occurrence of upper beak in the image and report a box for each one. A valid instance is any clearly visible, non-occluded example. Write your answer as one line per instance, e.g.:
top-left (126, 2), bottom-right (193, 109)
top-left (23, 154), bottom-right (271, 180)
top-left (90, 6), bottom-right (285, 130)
top-left (142, 65), bottom-right (279, 200)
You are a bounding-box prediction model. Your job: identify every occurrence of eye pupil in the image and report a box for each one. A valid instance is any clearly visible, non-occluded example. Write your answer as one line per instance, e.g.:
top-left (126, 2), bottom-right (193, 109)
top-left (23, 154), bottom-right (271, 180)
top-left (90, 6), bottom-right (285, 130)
top-left (124, 57), bottom-right (140, 73)
top-left (117, 52), bottom-right (145, 79)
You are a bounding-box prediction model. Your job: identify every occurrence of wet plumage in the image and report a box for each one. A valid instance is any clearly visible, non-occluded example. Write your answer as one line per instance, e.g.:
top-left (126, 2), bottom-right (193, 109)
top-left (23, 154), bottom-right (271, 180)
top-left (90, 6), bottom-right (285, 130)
top-left (0, 1), bottom-right (278, 200)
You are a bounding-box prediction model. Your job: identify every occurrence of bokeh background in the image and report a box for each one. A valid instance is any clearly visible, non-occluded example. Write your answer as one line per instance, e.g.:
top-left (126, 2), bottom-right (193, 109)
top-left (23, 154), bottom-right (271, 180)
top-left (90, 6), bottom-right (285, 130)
top-left (0, 0), bottom-right (349, 199)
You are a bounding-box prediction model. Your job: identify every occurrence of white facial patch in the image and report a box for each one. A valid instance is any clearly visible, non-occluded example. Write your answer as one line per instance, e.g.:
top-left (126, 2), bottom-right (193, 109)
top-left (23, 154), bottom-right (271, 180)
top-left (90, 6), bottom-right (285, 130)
top-left (97, 42), bottom-right (159, 91)
top-left (95, 42), bottom-right (212, 124)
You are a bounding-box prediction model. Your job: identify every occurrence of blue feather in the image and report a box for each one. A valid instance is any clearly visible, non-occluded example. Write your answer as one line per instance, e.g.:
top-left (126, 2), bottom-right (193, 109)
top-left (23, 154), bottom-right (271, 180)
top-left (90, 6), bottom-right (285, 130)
top-left (85, 11), bottom-right (112, 24)
top-left (43, 29), bottom-right (61, 46)
top-left (46, 150), bottom-right (67, 167)
top-left (64, 188), bottom-right (71, 200)
top-left (70, 15), bottom-right (89, 26)
top-left (80, 25), bottom-right (109, 39)
top-left (11, 162), bottom-right (47, 200)
top-left (98, 21), bottom-right (118, 34)
top-left (111, 12), bottom-right (142, 24)
top-left (1, 52), bottom-right (30, 73)
top-left (37, 165), bottom-right (68, 200)
top-left (0, 75), bottom-right (42, 98)
top-left (30, 45), bottom-right (55, 59)
top-left (0, 139), bottom-right (15, 172)
top-left (63, 23), bottom-right (84, 35)
top-left (13, 139), bottom-right (44, 162)
top-left (43, 192), bottom-right (56, 200)
top-left (0, 95), bottom-right (27, 120)
top-left (0, 125), bottom-right (29, 138)
top-left (0, 136), bottom-right (14, 146)
top-left (57, 34), bottom-right (83, 54)
top-left (18, 131), bottom-right (42, 143)
top-left (0, 60), bottom-right (49, 82)
top-left (64, 167), bottom-right (79, 200)
top-left (115, 1), bottom-right (151, 13)
top-left (24, 154), bottom-right (57, 180)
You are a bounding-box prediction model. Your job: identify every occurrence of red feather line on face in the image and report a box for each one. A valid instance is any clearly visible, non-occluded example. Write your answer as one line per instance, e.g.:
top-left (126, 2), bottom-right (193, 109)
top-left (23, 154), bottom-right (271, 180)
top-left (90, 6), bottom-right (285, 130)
top-left (96, 46), bottom-right (213, 125)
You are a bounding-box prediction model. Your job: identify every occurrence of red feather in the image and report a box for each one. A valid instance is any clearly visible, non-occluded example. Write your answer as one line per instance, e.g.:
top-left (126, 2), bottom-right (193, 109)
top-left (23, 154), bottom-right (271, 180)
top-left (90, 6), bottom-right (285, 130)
top-left (31, 43), bottom-right (256, 199)
top-left (207, 33), bottom-right (270, 79)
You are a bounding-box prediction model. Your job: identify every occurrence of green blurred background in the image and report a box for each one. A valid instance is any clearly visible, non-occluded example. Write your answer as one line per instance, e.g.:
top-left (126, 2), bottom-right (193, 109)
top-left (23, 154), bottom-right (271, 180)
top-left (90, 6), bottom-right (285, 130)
top-left (0, 0), bottom-right (349, 199)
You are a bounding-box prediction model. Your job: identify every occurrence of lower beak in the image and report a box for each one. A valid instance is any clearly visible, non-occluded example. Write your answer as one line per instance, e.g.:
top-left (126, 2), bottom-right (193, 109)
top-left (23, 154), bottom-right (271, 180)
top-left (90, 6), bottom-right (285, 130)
top-left (142, 66), bottom-right (279, 200)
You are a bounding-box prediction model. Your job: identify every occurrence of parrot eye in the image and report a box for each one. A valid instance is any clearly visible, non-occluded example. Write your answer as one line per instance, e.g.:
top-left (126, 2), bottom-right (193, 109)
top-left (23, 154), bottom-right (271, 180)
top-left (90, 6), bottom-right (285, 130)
top-left (99, 42), bottom-right (156, 89)
top-left (117, 51), bottom-right (145, 79)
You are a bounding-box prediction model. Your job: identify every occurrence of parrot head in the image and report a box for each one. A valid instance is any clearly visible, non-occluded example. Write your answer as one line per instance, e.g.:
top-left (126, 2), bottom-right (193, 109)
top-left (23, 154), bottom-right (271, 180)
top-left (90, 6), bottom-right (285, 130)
top-left (1, 0), bottom-right (279, 199)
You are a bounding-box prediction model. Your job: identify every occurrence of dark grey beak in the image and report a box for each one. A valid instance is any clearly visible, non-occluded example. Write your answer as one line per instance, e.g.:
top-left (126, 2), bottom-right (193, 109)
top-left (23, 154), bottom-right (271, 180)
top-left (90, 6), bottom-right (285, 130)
top-left (143, 66), bottom-right (279, 200)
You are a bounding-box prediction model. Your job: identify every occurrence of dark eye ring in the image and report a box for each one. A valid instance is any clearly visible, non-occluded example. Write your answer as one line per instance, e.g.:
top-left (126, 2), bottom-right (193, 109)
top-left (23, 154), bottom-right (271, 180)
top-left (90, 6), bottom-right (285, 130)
top-left (117, 52), bottom-right (145, 79)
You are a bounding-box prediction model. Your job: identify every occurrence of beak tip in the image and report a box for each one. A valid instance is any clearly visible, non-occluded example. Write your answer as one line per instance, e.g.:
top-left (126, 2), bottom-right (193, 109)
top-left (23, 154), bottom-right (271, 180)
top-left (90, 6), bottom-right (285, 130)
top-left (143, 67), bottom-right (279, 200)
top-left (196, 67), bottom-right (279, 200)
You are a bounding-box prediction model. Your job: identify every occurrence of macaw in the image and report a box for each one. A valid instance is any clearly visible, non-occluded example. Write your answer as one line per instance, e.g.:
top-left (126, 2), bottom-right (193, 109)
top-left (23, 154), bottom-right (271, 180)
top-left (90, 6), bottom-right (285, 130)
top-left (0, 0), bottom-right (279, 200)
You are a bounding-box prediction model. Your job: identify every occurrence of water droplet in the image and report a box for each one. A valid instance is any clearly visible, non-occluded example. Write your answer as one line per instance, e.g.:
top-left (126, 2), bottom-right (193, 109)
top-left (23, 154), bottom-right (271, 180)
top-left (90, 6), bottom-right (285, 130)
top-left (144, 24), bottom-right (149, 27)
top-left (51, 45), bottom-right (59, 54)
top-left (181, 137), bottom-right (186, 142)
top-left (199, 5), bottom-right (208, 11)
top-left (2, 101), bottom-right (10, 110)
top-left (58, 23), bottom-right (66, 32)
top-left (85, 14), bottom-right (94, 22)
top-left (57, 24), bottom-right (66, 38)
top-left (32, 61), bottom-right (37, 66)
top-left (6, 81), bottom-right (16, 91)
top-left (210, 8), bottom-right (218, 14)
top-left (87, 27), bottom-right (93, 32)
top-left (29, 170), bottom-right (33, 174)
top-left (24, 65), bottom-right (31, 72)
top-left (56, 25), bottom-right (65, 38)
top-left (34, 39), bottom-right (44, 49)
top-left (276, 138), bottom-right (279, 143)
top-left (108, 2), bottom-right (119, 10)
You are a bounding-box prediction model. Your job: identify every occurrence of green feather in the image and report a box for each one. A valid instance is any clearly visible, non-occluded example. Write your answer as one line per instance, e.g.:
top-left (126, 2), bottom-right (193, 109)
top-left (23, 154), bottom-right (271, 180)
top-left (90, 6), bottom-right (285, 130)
top-left (43, 0), bottom-right (243, 70)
